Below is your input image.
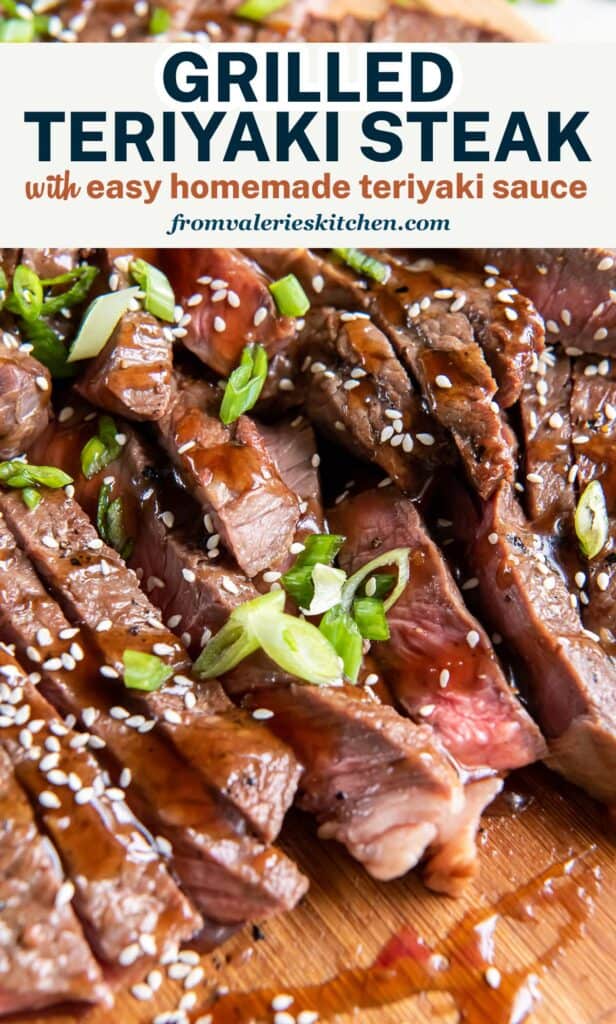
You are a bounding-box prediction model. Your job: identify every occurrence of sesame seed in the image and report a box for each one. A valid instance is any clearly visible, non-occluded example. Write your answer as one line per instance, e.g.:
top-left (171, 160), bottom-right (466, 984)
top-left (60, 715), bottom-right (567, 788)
top-left (184, 966), bottom-right (204, 989)
top-left (213, 316), bottom-right (226, 332)
top-left (139, 932), bottom-right (157, 956)
top-left (39, 790), bottom-right (61, 809)
top-left (41, 535), bottom-right (58, 549)
top-left (272, 995), bottom-right (294, 1012)
top-left (131, 983), bottom-right (153, 1001)
top-left (598, 256), bottom-right (614, 271)
top-left (380, 426), bottom-right (394, 443)
top-left (351, 367), bottom-right (367, 379)
top-left (462, 577), bottom-right (479, 591)
top-left (152, 642), bottom-right (174, 657)
top-left (484, 264), bottom-right (500, 275)
top-left (496, 289), bottom-right (515, 304)
top-left (61, 653), bottom-right (76, 671)
top-left (180, 993), bottom-right (198, 1011)
top-left (439, 669), bottom-right (450, 687)
top-left (161, 511), bottom-right (175, 529)
top-left (297, 1013), bottom-right (320, 1024)
top-left (253, 306), bottom-right (268, 327)
top-left (42, 657), bottom-right (62, 671)
top-left (561, 309), bottom-right (572, 327)
top-left (526, 472), bottom-right (544, 484)
top-left (156, 835), bottom-right (173, 857)
top-left (82, 707), bottom-right (97, 728)
top-left (365, 673), bottom-right (379, 687)
top-left (110, 706), bottom-right (129, 720)
top-left (263, 570), bottom-right (282, 583)
top-left (594, 328), bottom-right (608, 342)
top-left (164, 709), bottom-right (182, 725)
top-left (597, 572), bottom-right (610, 592)
top-left (450, 294), bottom-right (466, 313)
top-left (35, 375), bottom-right (49, 391)
top-left (417, 433), bottom-right (435, 446)
top-left (100, 665), bottom-right (119, 679)
top-left (548, 412), bottom-right (564, 429)
top-left (55, 880), bottom-right (75, 908)
top-left (147, 969), bottom-right (163, 992)
top-left (546, 320), bottom-right (560, 335)
top-left (466, 630), bottom-right (480, 649)
top-left (182, 568), bottom-right (196, 583)
top-left (488, 532), bottom-right (498, 545)
top-left (279, 378), bottom-right (295, 391)
top-left (418, 704), bottom-right (435, 717)
top-left (75, 787), bottom-right (94, 805)
top-left (222, 577), bottom-right (239, 595)
top-left (484, 967), bottom-right (501, 989)
top-left (343, 379), bottom-right (360, 391)
top-left (435, 374), bottom-right (452, 389)
top-left (119, 943), bottom-right (141, 966)
top-left (88, 537), bottom-right (104, 551)
top-left (252, 708), bottom-right (274, 720)
top-left (227, 290), bottom-right (240, 308)
top-left (168, 962), bottom-right (191, 980)
top-left (505, 307), bottom-right (519, 322)
top-left (433, 288), bottom-right (454, 300)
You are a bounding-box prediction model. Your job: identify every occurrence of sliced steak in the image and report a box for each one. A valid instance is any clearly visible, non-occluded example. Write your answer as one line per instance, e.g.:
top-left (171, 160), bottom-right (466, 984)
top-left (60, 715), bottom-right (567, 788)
top-left (363, 253), bottom-right (516, 498)
top-left (0, 520), bottom-right (307, 926)
top-left (457, 481), bottom-right (616, 804)
top-left (298, 307), bottom-right (452, 492)
top-left (570, 356), bottom-right (616, 653)
top-left (0, 744), bottom-right (109, 1016)
top-left (257, 416), bottom-right (324, 529)
top-left (162, 249), bottom-right (298, 378)
top-left (240, 682), bottom-right (501, 894)
top-left (331, 488), bottom-right (545, 772)
top-left (45, 0), bottom-right (195, 40)
top-left (519, 348), bottom-right (575, 523)
top-left (21, 248), bottom-right (83, 279)
top-left (0, 490), bottom-right (300, 842)
top-left (242, 248), bottom-right (364, 309)
top-left (0, 334), bottom-right (51, 458)
top-left (0, 644), bottom-right (199, 967)
top-left (459, 249), bottom-right (616, 356)
top-left (76, 310), bottom-right (173, 421)
top-left (157, 376), bottom-right (300, 576)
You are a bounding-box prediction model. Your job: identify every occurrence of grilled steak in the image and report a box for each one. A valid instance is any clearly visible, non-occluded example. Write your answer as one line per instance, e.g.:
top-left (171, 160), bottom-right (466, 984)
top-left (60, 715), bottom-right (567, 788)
top-left (156, 376), bottom-right (300, 576)
top-left (0, 335), bottom-right (51, 458)
top-left (0, 644), bottom-right (200, 967)
top-left (0, 490), bottom-right (300, 842)
top-left (457, 482), bottom-right (616, 804)
top-left (570, 357), bottom-right (616, 653)
top-left (331, 487), bottom-right (545, 772)
top-left (257, 417), bottom-right (324, 530)
top-left (458, 249), bottom-right (616, 356)
top-left (240, 682), bottom-right (501, 893)
top-left (0, 516), bottom-right (307, 925)
top-left (0, 742), bottom-right (109, 1015)
top-left (76, 310), bottom-right (173, 421)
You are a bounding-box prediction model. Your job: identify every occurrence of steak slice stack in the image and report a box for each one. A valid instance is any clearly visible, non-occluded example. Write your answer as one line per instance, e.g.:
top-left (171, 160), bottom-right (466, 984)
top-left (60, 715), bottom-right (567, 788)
top-left (0, 334), bottom-right (51, 458)
top-left (0, 513), bottom-right (307, 928)
top-left (0, 744), bottom-right (109, 1015)
top-left (455, 481), bottom-right (616, 804)
top-left (0, 490), bottom-right (301, 844)
top-left (331, 487), bottom-right (546, 773)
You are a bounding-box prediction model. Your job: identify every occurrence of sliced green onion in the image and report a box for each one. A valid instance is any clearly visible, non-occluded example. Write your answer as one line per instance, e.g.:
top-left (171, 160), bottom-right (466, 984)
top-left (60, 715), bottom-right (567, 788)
top-left (319, 605), bottom-right (363, 684)
top-left (269, 274), bottom-right (310, 317)
top-left (236, 0), bottom-right (289, 21)
top-left (194, 619), bottom-right (260, 678)
top-left (97, 415), bottom-right (121, 457)
top-left (106, 497), bottom-right (129, 554)
top-left (149, 5), bottom-right (171, 33)
top-left (22, 319), bottom-right (76, 379)
top-left (230, 588), bottom-right (286, 628)
top-left (0, 17), bottom-right (35, 40)
top-left (80, 418), bottom-right (121, 480)
top-left (352, 597), bottom-right (390, 642)
top-left (332, 248), bottom-right (390, 284)
top-left (130, 259), bottom-right (175, 322)
top-left (97, 481), bottom-right (112, 538)
top-left (40, 265), bottom-right (98, 317)
top-left (67, 287), bottom-right (139, 363)
top-left (575, 479), bottom-right (609, 559)
top-left (122, 650), bottom-right (173, 692)
top-left (250, 609), bottom-right (343, 687)
top-left (282, 533), bottom-right (345, 608)
top-left (341, 548), bottom-right (410, 613)
top-left (362, 572), bottom-right (396, 601)
top-left (0, 461), bottom-right (72, 489)
top-left (302, 562), bottom-right (346, 616)
top-left (220, 343), bottom-right (268, 425)
top-left (11, 265), bottom-right (43, 321)
top-left (21, 487), bottom-right (41, 510)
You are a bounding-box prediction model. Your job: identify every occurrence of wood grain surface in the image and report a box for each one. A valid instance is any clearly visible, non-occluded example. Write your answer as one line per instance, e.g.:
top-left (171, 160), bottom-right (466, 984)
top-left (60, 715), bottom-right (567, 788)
top-left (20, 764), bottom-right (615, 1024)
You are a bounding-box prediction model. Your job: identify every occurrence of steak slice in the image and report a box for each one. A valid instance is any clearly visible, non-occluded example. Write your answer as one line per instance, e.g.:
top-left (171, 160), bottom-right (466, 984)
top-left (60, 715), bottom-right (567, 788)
top-left (0, 333), bottom-right (51, 458)
top-left (240, 682), bottom-right (501, 894)
top-left (162, 248), bottom-right (298, 378)
top-left (257, 417), bottom-right (324, 530)
top-left (570, 356), bottom-right (616, 653)
top-left (519, 347), bottom-right (575, 522)
top-left (364, 253), bottom-right (516, 498)
top-left (0, 744), bottom-right (109, 1016)
top-left (157, 376), bottom-right (300, 576)
top-left (0, 644), bottom-right (199, 967)
top-left (76, 310), bottom-right (173, 421)
top-left (0, 520), bottom-right (307, 926)
top-left (45, 0), bottom-right (194, 40)
top-left (458, 481), bottom-right (616, 804)
top-left (331, 488), bottom-right (545, 772)
top-left (242, 248), bottom-right (365, 310)
top-left (0, 490), bottom-right (300, 842)
top-left (458, 249), bottom-right (616, 356)
top-left (298, 307), bottom-right (452, 492)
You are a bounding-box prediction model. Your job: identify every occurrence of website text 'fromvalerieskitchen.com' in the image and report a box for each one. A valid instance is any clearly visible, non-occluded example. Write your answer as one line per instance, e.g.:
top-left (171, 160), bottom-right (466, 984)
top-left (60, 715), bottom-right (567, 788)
top-left (164, 211), bottom-right (452, 236)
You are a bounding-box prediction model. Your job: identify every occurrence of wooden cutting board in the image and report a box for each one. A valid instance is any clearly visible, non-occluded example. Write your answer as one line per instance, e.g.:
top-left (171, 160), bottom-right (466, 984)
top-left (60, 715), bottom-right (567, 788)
top-left (24, 764), bottom-right (615, 1024)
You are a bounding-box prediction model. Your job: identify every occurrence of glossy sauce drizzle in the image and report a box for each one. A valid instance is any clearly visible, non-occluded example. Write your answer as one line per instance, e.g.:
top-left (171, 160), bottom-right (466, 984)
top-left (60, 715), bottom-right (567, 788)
top-left (199, 851), bottom-right (598, 1024)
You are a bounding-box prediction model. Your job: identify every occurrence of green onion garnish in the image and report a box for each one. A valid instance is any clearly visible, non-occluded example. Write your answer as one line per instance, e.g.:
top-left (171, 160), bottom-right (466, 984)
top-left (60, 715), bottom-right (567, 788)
top-left (332, 248), bottom-right (390, 284)
top-left (302, 562), bottom-right (346, 616)
top-left (235, 0), bottom-right (289, 21)
top-left (269, 274), bottom-right (310, 318)
top-left (575, 479), bottom-right (609, 560)
top-left (148, 6), bottom-right (171, 33)
top-left (22, 319), bottom-right (76, 379)
top-left (97, 482), bottom-right (132, 558)
top-left (122, 650), bottom-right (173, 692)
top-left (281, 533), bottom-right (345, 609)
top-left (80, 416), bottom-right (121, 480)
top-left (22, 487), bottom-right (41, 510)
top-left (130, 259), bottom-right (175, 322)
top-left (0, 17), bottom-right (35, 40)
top-left (11, 265), bottom-right (43, 322)
top-left (40, 265), bottom-right (98, 316)
top-left (319, 604), bottom-right (363, 683)
top-left (219, 343), bottom-right (269, 425)
top-left (67, 287), bottom-right (139, 363)
top-left (362, 572), bottom-right (396, 601)
top-left (0, 461), bottom-right (72, 490)
top-left (194, 589), bottom-right (342, 687)
top-left (341, 548), bottom-right (410, 613)
top-left (352, 597), bottom-right (390, 642)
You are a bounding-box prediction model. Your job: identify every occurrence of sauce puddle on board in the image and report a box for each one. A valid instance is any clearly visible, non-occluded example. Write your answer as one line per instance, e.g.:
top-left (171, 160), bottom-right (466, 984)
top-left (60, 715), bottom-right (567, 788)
top-left (197, 850), bottom-right (598, 1024)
